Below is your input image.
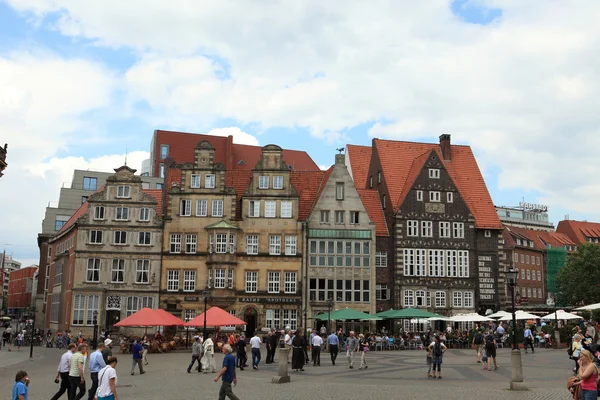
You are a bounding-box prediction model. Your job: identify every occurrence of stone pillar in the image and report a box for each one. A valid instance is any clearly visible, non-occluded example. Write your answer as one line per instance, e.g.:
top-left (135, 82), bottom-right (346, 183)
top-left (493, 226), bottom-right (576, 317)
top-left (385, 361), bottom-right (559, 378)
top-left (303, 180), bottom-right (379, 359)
top-left (272, 347), bottom-right (291, 384)
top-left (509, 349), bottom-right (527, 390)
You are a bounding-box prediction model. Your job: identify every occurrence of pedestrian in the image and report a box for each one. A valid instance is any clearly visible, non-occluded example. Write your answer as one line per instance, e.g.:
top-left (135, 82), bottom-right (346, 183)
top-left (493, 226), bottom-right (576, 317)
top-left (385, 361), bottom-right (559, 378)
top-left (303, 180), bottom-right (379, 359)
top-left (269, 329), bottom-right (279, 364)
top-left (572, 334), bottom-right (583, 374)
top-left (284, 329), bottom-right (293, 363)
top-left (101, 339), bottom-right (113, 365)
top-left (214, 344), bottom-right (239, 400)
top-left (574, 349), bottom-right (598, 400)
top-left (428, 336), bottom-right (447, 379)
top-left (202, 333), bottom-right (217, 373)
top-left (320, 324), bottom-right (327, 336)
top-left (130, 339), bottom-right (145, 376)
top-left (426, 345), bottom-right (432, 378)
top-left (68, 344), bottom-right (88, 400)
top-left (523, 325), bottom-right (535, 353)
top-left (51, 343), bottom-right (76, 400)
top-left (327, 331), bottom-right (339, 365)
top-left (311, 331), bottom-right (323, 366)
top-left (236, 335), bottom-right (247, 370)
top-left (16, 331), bottom-right (23, 351)
top-left (358, 333), bottom-right (370, 370)
top-left (95, 357), bottom-right (119, 400)
top-left (187, 336), bottom-right (202, 373)
top-left (473, 329), bottom-right (484, 363)
top-left (250, 331), bottom-right (262, 370)
top-left (346, 331), bottom-right (358, 369)
top-left (87, 342), bottom-right (106, 400)
top-left (142, 335), bottom-right (149, 365)
top-left (485, 330), bottom-right (498, 371)
top-left (291, 330), bottom-right (306, 372)
top-left (12, 370), bottom-right (29, 400)
top-left (265, 331), bottom-right (273, 364)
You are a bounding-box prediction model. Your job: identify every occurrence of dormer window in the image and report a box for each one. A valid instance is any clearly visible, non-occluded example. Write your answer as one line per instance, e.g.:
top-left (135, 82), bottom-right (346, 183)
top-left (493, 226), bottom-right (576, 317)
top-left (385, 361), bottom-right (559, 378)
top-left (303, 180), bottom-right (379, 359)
top-left (273, 176), bottom-right (284, 189)
top-left (116, 185), bottom-right (130, 198)
top-left (516, 238), bottom-right (522, 245)
top-left (369, 176), bottom-right (373, 188)
top-left (205, 174), bottom-right (215, 189)
top-left (377, 171), bottom-right (382, 184)
top-left (259, 176), bottom-right (269, 189)
top-left (190, 174), bottom-right (201, 188)
top-left (429, 169), bottom-right (440, 179)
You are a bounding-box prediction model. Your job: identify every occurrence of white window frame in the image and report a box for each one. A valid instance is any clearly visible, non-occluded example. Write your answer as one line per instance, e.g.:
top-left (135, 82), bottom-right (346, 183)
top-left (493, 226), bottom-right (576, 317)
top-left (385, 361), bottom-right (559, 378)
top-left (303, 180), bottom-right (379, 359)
top-left (249, 200), bottom-right (260, 218)
top-left (72, 294), bottom-right (85, 325)
top-left (184, 309), bottom-right (195, 322)
top-left (268, 272), bottom-right (280, 293)
top-left (429, 191), bottom-right (441, 202)
top-left (190, 174), bottom-right (201, 188)
top-left (273, 175), bottom-right (284, 189)
top-left (446, 250), bottom-right (457, 277)
top-left (537, 271), bottom-right (541, 281)
top-left (429, 168), bottom-right (440, 178)
top-left (320, 210), bottom-right (330, 223)
top-left (349, 211), bottom-right (359, 224)
top-left (170, 234), bottom-right (182, 253)
top-left (86, 295), bottom-right (99, 325)
top-left (115, 207), bottom-right (129, 221)
top-left (185, 234), bottom-right (197, 254)
top-left (265, 200), bottom-right (276, 218)
top-left (167, 270), bottom-right (180, 291)
top-left (407, 220), bottom-right (419, 237)
top-left (439, 221), bottom-right (451, 238)
top-left (114, 230), bottom-right (127, 245)
top-left (335, 210), bottom-right (344, 224)
top-left (458, 250), bottom-right (469, 277)
top-left (435, 291), bottom-right (446, 308)
top-left (135, 260), bottom-right (150, 284)
top-left (447, 192), bottom-right (453, 203)
top-left (205, 174), bottom-right (215, 189)
top-left (111, 259), bottom-right (125, 283)
top-left (180, 200), bottom-right (192, 216)
top-left (116, 185), bottom-right (130, 198)
top-left (245, 271), bottom-right (258, 293)
top-left (464, 292), bottom-right (473, 308)
top-left (285, 236), bottom-right (297, 256)
top-left (280, 201), bottom-right (292, 218)
top-left (86, 258), bottom-right (100, 282)
top-left (212, 200), bottom-right (223, 217)
top-left (215, 234), bottom-right (228, 253)
top-left (94, 206), bottom-right (105, 220)
top-left (284, 272), bottom-right (297, 293)
top-left (246, 235), bottom-right (259, 255)
top-left (453, 222), bottom-right (465, 239)
top-left (139, 207), bottom-right (150, 221)
top-left (138, 231), bottom-right (151, 246)
top-left (453, 291), bottom-right (462, 308)
top-left (196, 200), bottom-right (208, 217)
top-left (183, 270), bottom-right (195, 292)
top-left (421, 221), bottom-right (433, 237)
top-left (259, 176), bottom-right (269, 189)
top-left (89, 230), bottom-right (103, 244)
top-left (336, 182), bottom-right (344, 200)
top-left (376, 284), bottom-right (389, 300)
top-left (416, 190), bottom-right (423, 201)
top-left (227, 269), bottom-right (234, 289)
top-left (269, 235), bottom-right (281, 255)
top-left (375, 252), bottom-right (387, 267)
top-left (429, 249), bottom-right (444, 277)
top-left (214, 269), bottom-right (226, 289)
top-left (404, 290), bottom-right (414, 307)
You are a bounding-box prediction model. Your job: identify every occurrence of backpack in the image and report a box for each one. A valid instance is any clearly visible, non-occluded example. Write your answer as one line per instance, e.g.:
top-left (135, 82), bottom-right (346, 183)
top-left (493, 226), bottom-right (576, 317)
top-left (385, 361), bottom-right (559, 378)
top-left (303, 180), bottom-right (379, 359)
top-left (485, 335), bottom-right (495, 346)
top-left (474, 333), bottom-right (483, 345)
top-left (433, 342), bottom-right (442, 357)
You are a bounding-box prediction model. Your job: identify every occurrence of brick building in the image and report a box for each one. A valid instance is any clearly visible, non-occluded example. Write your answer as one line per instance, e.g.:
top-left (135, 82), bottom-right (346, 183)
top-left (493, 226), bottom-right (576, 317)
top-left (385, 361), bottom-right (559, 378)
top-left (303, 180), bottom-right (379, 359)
top-left (347, 135), bottom-right (504, 316)
top-left (7, 266), bottom-right (37, 316)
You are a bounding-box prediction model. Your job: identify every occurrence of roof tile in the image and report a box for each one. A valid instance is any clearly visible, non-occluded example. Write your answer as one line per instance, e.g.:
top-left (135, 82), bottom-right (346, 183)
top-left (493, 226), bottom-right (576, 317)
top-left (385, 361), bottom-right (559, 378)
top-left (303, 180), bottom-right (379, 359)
top-left (346, 144), bottom-right (372, 188)
top-left (357, 189), bottom-right (389, 237)
top-left (556, 220), bottom-right (600, 244)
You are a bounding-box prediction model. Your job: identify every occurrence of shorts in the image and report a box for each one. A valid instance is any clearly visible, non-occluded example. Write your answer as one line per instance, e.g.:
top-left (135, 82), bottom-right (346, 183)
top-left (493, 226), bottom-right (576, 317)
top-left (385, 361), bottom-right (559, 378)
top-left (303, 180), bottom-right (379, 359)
top-left (486, 345), bottom-right (496, 358)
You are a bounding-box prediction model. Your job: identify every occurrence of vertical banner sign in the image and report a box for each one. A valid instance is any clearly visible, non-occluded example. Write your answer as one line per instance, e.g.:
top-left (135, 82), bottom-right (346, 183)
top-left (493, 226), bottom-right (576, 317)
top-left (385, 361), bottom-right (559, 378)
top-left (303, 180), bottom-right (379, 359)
top-left (478, 255), bottom-right (496, 303)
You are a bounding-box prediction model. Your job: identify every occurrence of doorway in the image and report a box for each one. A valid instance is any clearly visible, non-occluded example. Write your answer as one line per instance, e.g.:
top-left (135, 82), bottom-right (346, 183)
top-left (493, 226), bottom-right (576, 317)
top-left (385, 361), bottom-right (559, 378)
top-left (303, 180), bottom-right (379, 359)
top-left (106, 310), bottom-right (120, 331)
top-left (245, 315), bottom-right (257, 336)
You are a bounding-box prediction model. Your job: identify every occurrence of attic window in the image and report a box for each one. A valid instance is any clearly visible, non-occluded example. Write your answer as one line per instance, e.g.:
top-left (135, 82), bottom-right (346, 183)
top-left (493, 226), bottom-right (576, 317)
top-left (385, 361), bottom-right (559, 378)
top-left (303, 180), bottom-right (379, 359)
top-left (529, 241), bottom-right (534, 248)
top-left (237, 159), bottom-right (245, 165)
top-left (484, 230), bottom-right (491, 237)
top-left (429, 169), bottom-right (440, 179)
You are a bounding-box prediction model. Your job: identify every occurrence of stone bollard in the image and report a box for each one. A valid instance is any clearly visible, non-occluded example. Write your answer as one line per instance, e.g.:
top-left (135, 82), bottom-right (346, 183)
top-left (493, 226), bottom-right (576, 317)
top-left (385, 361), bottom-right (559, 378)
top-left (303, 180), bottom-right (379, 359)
top-left (509, 348), bottom-right (528, 391)
top-left (272, 347), bottom-right (291, 384)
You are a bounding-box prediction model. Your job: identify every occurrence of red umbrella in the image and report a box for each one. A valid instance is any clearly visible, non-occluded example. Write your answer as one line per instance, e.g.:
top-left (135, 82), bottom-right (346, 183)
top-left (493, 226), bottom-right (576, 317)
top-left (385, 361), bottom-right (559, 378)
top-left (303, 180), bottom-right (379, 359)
top-left (154, 309), bottom-right (185, 326)
top-left (184, 306), bottom-right (246, 327)
top-left (114, 308), bottom-right (166, 327)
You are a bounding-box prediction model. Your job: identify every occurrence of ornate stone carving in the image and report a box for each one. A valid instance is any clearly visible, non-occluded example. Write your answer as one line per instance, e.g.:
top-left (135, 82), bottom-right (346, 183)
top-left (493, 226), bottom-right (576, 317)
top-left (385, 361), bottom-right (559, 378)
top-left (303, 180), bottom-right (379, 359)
top-left (106, 295), bottom-right (121, 310)
top-left (425, 203), bottom-right (445, 213)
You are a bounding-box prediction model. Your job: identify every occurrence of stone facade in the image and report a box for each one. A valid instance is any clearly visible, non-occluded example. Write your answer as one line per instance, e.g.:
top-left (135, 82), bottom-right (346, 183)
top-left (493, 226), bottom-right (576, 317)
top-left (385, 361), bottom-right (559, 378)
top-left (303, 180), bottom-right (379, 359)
top-left (161, 142), bottom-right (303, 335)
top-left (306, 154), bottom-right (377, 332)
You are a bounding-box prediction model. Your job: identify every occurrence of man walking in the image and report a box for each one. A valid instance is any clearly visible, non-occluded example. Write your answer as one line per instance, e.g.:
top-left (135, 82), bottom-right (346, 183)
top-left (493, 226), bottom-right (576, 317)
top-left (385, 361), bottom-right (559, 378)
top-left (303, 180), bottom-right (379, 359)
top-left (311, 331), bottom-right (323, 366)
top-left (130, 339), bottom-right (145, 375)
top-left (101, 339), bottom-right (113, 365)
top-left (473, 329), bottom-right (484, 363)
top-left (346, 331), bottom-right (358, 369)
top-left (87, 342), bottom-right (106, 400)
top-left (187, 336), bottom-right (202, 373)
top-left (327, 331), bottom-right (339, 365)
top-left (50, 343), bottom-right (76, 400)
top-left (265, 331), bottom-right (273, 364)
top-left (68, 344), bottom-right (87, 400)
top-left (202, 333), bottom-right (217, 373)
top-left (269, 329), bottom-right (279, 364)
top-left (250, 331), bottom-right (262, 370)
top-left (523, 325), bottom-right (535, 353)
top-left (214, 344), bottom-right (239, 400)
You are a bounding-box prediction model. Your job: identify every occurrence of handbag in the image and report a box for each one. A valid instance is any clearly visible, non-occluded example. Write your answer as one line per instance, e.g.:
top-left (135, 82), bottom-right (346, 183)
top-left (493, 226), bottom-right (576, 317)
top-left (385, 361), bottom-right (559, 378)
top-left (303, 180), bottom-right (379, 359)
top-left (363, 346), bottom-right (369, 352)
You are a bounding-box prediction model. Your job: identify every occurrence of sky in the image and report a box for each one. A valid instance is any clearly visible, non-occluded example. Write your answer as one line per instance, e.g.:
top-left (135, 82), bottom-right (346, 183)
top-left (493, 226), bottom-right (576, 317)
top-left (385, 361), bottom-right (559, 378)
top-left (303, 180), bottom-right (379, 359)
top-left (2, 0), bottom-right (600, 266)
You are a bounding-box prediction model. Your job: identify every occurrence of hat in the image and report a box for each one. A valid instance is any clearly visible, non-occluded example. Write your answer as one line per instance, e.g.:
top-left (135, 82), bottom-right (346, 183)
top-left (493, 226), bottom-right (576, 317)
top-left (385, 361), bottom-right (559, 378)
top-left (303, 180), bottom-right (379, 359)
top-left (194, 335), bottom-right (200, 339)
top-left (104, 339), bottom-right (112, 346)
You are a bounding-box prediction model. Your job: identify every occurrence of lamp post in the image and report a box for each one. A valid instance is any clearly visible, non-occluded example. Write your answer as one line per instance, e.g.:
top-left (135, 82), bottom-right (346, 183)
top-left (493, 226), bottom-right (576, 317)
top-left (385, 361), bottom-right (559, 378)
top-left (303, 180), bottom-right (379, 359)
top-left (327, 298), bottom-right (333, 334)
top-left (505, 266), bottom-right (523, 388)
top-left (92, 311), bottom-right (98, 349)
top-left (29, 306), bottom-right (36, 358)
top-left (202, 289), bottom-right (211, 339)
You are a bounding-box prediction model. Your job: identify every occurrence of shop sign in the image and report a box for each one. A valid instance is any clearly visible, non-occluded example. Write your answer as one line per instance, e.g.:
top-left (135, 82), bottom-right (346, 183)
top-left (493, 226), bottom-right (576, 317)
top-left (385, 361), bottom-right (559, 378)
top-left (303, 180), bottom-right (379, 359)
top-left (239, 297), bottom-right (299, 304)
top-left (478, 255), bottom-right (496, 303)
top-left (184, 296), bottom-right (199, 302)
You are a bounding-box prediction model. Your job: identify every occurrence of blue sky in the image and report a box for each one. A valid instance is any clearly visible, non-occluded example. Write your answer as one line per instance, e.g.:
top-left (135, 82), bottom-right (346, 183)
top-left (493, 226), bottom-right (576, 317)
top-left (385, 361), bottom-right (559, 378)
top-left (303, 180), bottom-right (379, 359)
top-left (2, 0), bottom-right (600, 265)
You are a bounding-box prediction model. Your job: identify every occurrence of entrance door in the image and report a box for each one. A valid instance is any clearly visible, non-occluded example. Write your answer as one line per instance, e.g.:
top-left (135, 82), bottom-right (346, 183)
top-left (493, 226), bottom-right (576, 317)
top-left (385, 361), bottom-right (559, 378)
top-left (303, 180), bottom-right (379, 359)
top-left (245, 315), bottom-right (257, 336)
top-left (106, 310), bottom-right (120, 331)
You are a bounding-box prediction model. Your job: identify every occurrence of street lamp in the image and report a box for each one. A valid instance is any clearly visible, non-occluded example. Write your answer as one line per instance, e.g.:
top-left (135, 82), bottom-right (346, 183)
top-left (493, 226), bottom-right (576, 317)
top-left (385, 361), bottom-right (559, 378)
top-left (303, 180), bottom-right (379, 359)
top-left (202, 289), bottom-right (211, 339)
top-left (327, 297), bottom-right (333, 334)
top-left (93, 311), bottom-right (98, 349)
top-left (29, 306), bottom-right (36, 358)
top-left (505, 266), bottom-right (523, 387)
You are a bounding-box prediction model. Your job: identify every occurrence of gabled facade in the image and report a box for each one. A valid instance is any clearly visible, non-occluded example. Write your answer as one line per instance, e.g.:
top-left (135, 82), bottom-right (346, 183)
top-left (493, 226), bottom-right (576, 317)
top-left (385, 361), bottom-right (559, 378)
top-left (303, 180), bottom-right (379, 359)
top-left (161, 143), bottom-right (303, 335)
top-left (46, 166), bottom-right (163, 336)
top-left (305, 153), bottom-right (378, 332)
top-left (360, 135), bottom-right (504, 316)
top-left (556, 219), bottom-right (600, 247)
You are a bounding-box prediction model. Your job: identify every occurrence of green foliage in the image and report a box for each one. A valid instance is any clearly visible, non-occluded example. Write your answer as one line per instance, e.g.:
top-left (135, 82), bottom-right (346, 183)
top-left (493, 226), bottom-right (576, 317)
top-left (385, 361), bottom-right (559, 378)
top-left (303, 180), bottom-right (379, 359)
top-left (592, 310), bottom-right (600, 323)
top-left (580, 310), bottom-right (592, 321)
top-left (556, 243), bottom-right (600, 306)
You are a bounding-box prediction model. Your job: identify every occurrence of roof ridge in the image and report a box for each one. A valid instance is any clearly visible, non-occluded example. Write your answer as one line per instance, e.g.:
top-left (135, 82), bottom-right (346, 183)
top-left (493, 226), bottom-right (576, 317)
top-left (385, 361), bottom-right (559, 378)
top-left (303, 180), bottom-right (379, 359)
top-left (373, 137), bottom-right (472, 148)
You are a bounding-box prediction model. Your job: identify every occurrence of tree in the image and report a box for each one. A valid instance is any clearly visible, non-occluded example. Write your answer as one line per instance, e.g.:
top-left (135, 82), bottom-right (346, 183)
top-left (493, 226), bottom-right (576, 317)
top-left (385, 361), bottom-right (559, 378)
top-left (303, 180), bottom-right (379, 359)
top-left (556, 243), bottom-right (600, 306)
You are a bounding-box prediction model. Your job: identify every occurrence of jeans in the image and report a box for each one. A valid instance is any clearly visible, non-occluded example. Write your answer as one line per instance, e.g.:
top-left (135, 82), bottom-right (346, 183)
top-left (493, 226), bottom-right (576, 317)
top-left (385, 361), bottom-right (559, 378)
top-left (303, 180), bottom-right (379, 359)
top-left (50, 372), bottom-right (70, 400)
top-left (188, 355), bottom-right (201, 372)
top-left (219, 381), bottom-right (240, 400)
top-left (252, 348), bottom-right (261, 367)
top-left (581, 390), bottom-right (597, 400)
top-left (87, 372), bottom-right (99, 400)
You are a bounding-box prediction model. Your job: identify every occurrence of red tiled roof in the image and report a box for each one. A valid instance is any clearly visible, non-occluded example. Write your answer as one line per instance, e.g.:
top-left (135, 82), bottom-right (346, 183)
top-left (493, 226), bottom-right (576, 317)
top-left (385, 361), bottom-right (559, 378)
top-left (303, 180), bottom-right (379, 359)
top-left (290, 170), bottom-right (328, 221)
top-left (536, 231), bottom-right (576, 248)
top-left (225, 170), bottom-right (253, 219)
top-left (155, 130), bottom-right (320, 172)
top-left (143, 189), bottom-right (163, 215)
top-left (357, 189), bottom-right (389, 237)
top-left (556, 220), bottom-right (600, 244)
top-left (346, 144), bottom-right (372, 189)
top-left (57, 201), bottom-right (89, 235)
top-left (373, 139), bottom-right (502, 229)
top-left (503, 225), bottom-right (545, 251)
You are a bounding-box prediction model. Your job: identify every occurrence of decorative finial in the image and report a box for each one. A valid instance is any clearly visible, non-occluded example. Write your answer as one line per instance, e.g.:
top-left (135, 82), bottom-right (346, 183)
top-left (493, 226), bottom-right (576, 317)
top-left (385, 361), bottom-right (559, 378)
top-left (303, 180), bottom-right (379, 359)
top-left (336, 148), bottom-right (345, 154)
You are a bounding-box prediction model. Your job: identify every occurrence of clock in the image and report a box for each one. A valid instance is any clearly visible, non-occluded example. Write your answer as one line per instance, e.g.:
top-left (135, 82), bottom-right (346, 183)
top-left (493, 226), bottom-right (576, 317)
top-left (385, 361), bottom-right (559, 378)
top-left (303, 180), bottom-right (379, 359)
top-left (200, 157), bottom-right (208, 165)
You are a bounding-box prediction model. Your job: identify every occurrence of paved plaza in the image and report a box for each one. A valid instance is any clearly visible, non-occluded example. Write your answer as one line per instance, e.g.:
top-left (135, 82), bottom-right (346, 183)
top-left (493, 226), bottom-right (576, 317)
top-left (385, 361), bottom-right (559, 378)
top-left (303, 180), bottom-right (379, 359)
top-left (0, 345), bottom-right (572, 399)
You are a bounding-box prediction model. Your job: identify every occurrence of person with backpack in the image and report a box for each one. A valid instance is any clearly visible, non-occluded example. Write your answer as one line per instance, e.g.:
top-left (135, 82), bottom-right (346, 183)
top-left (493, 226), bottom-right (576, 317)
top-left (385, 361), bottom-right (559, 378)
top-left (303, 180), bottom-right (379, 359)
top-left (484, 330), bottom-right (498, 371)
top-left (473, 329), bottom-right (484, 363)
top-left (428, 336), bottom-right (447, 379)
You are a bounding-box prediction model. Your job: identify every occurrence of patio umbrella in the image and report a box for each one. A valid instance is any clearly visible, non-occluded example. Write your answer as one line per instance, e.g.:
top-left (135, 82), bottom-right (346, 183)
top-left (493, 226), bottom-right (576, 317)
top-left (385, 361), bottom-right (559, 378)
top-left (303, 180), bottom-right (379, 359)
top-left (450, 313), bottom-right (493, 322)
top-left (575, 303), bottom-right (600, 311)
top-left (374, 309), bottom-right (398, 318)
top-left (114, 308), bottom-right (166, 327)
top-left (428, 316), bottom-right (453, 321)
top-left (384, 308), bottom-right (442, 319)
top-left (487, 311), bottom-right (511, 319)
top-left (540, 310), bottom-right (582, 320)
top-left (155, 309), bottom-right (185, 326)
top-left (498, 310), bottom-right (540, 321)
top-left (184, 306), bottom-right (246, 327)
top-left (314, 308), bottom-right (373, 321)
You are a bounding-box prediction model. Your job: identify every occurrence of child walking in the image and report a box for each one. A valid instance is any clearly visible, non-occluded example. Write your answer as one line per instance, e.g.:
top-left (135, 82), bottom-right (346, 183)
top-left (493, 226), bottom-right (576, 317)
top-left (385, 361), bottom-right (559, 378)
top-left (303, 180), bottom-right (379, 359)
top-left (426, 347), bottom-right (433, 378)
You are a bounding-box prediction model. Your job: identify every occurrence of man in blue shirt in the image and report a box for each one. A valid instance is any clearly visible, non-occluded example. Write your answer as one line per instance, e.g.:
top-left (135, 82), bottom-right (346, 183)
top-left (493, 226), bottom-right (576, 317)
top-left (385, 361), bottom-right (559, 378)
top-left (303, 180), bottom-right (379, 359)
top-left (130, 339), bottom-right (145, 375)
top-left (87, 342), bottom-right (106, 400)
top-left (327, 332), bottom-right (339, 365)
top-left (214, 344), bottom-right (239, 400)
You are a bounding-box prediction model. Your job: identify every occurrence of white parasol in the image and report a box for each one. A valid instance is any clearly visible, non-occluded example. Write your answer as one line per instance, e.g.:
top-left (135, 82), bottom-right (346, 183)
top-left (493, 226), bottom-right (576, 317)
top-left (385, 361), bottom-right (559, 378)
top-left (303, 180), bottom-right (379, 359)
top-left (498, 310), bottom-right (540, 321)
top-left (575, 303), bottom-right (600, 311)
top-left (540, 310), bottom-right (582, 320)
top-left (487, 310), bottom-right (511, 319)
top-left (450, 313), bottom-right (493, 322)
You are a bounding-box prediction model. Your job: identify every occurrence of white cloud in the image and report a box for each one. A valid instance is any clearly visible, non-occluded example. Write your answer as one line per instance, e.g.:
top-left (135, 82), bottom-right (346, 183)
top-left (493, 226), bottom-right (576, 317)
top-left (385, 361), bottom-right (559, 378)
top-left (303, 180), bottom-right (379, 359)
top-left (318, 164), bottom-right (329, 171)
top-left (202, 128), bottom-right (259, 146)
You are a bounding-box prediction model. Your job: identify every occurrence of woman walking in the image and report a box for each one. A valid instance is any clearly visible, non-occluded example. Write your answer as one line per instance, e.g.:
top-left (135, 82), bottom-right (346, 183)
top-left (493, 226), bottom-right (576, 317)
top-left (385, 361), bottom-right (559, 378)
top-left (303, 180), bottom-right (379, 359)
top-left (96, 357), bottom-right (119, 400)
top-left (573, 350), bottom-right (598, 400)
top-left (572, 334), bottom-right (583, 374)
top-left (141, 335), bottom-right (149, 365)
top-left (358, 334), bottom-right (370, 370)
top-left (291, 330), bottom-right (307, 372)
top-left (428, 336), bottom-right (447, 379)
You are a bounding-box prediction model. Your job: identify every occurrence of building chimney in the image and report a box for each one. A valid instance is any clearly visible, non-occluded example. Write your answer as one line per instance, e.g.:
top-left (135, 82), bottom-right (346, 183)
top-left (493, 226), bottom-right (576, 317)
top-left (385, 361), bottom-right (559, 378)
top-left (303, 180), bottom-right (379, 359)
top-left (335, 153), bottom-right (345, 165)
top-left (439, 134), bottom-right (451, 161)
